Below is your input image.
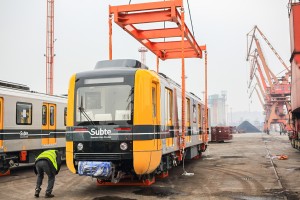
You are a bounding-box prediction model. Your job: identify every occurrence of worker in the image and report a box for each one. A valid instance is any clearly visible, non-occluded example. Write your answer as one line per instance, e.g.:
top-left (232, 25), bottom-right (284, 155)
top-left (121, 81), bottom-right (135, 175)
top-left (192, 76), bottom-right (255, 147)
top-left (34, 150), bottom-right (62, 198)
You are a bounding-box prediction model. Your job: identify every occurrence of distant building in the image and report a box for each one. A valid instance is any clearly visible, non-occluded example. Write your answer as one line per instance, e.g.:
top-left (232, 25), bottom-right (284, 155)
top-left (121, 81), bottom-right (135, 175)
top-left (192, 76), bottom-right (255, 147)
top-left (208, 91), bottom-right (227, 126)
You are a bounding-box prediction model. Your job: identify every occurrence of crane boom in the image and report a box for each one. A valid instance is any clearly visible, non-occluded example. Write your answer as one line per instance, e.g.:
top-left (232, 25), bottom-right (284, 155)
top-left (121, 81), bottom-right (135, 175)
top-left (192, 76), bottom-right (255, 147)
top-left (254, 36), bottom-right (274, 87)
top-left (255, 26), bottom-right (290, 71)
top-left (256, 61), bottom-right (268, 91)
top-left (255, 87), bottom-right (264, 108)
top-left (255, 74), bottom-right (265, 96)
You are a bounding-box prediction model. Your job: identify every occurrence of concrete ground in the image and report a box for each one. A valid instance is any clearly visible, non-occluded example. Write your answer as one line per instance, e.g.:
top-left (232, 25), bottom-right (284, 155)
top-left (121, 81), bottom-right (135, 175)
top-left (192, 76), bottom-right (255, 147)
top-left (1, 132), bottom-right (300, 200)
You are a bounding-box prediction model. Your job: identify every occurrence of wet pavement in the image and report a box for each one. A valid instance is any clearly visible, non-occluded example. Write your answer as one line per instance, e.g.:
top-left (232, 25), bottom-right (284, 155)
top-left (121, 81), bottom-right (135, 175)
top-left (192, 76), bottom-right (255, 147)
top-left (1, 132), bottom-right (300, 200)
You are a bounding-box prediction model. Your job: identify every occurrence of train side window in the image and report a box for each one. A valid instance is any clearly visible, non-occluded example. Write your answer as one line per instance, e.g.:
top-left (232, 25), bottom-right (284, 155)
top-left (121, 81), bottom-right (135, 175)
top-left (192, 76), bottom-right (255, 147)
top-left (202, 107), bottom-right (205, 126)
top-left (165, 88), bottom-right (173, 125)
top-left (177, 96), bottom-right (182, 122)
top-left (42, 105), bottom-right (47, 126)
top-left (16, 102), bottom-right (32, 125)
top-left (193, 103), bottom-right (197, 123)
top-left (206, 108), bottom-right (209, 126)
top-left (64, 107), bottom-right (67, 126)
top-left (152, 86), bottom-right (157, 118)
top-left (186, 98), bottom-right (190, 125)
top-left (50, 106), bottom-right (55, 126)
top-left (0, 99), bottom-right (2, 124)
top-left (0, 97), bottom-right (3, 129)
top-left (198, 104), bottom-right (201, 126)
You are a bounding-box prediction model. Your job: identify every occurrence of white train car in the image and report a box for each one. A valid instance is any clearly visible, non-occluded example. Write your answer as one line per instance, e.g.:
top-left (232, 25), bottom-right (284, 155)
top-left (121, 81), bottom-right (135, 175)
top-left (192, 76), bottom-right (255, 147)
top-left (0, 81), bottom-right (67, 173)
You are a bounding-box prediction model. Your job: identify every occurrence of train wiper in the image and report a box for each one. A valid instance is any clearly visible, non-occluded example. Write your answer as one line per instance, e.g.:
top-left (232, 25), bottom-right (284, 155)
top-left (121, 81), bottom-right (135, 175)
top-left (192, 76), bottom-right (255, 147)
top-left (78, 96), bottom-right (95, 126)
top-left (78, 106), bottom-right (96, 126)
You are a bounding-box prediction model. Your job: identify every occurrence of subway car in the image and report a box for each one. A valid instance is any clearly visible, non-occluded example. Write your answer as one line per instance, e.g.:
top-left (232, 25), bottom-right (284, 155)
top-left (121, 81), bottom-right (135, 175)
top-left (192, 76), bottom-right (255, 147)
top-left (66, 59), bottom-right (209, 184)
top-left (0, 81), bottom-right (67, 173)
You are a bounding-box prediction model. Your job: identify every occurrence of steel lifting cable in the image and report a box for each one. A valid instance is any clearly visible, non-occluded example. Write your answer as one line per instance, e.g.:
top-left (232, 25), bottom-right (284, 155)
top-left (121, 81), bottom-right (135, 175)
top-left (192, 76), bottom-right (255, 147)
top-left (187, 0), bottom-right (195, 37)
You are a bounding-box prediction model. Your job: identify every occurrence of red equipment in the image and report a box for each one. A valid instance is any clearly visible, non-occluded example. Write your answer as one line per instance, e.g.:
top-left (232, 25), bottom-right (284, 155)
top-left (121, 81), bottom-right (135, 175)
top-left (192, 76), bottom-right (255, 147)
top-left (288, 1), bottom-right (300, 149)
top-left (210, 126), bottom-right (233, 142)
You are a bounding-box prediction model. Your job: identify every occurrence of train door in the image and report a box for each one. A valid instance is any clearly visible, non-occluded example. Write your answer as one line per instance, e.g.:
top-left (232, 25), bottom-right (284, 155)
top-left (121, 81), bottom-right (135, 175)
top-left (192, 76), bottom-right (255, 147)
top-left (42, 103), bottom-right (56, 145)
top-left (152, 82), bottom-right (160, 150)
top-left (0, 98), bottom-right (3, 147)
top-left (186, 98), bottom-right (191, 142)
top-left (198, 104), bottom-right (202, 140)
top-left (165, 88), bottom-right (174, 146)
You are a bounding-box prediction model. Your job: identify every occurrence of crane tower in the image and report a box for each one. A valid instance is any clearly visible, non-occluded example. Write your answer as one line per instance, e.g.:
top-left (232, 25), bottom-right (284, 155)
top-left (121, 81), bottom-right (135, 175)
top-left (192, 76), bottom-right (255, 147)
top-left (46, 0), bottom-right (54, 95)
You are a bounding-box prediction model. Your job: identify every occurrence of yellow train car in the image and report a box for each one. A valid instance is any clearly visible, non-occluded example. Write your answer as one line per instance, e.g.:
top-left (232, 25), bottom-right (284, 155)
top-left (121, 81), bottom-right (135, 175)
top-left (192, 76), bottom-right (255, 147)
top-left (66, 59), bottom-right (208, 184)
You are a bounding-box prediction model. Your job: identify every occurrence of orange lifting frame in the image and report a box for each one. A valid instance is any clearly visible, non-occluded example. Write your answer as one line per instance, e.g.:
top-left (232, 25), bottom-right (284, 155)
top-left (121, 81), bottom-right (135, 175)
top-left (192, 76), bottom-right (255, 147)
top-left (109, 0), bottom-right (207, 160)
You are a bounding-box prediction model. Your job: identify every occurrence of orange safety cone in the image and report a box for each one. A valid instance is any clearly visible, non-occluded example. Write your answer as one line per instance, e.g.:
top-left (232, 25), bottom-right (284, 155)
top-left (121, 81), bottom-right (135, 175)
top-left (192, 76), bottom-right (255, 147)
top-left (277, 155), bottom-right (288, 160)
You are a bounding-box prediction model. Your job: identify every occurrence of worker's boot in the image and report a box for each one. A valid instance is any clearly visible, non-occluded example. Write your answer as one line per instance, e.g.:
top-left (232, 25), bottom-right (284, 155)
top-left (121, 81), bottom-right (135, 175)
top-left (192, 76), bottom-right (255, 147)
top-left (34, 188), bottom-right (41, 198)
top-left (45, 192), bottom-right (54, 198)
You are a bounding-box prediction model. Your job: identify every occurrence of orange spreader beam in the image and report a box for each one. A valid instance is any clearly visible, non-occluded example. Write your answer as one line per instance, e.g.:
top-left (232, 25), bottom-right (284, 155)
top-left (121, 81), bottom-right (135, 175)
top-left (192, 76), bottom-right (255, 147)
top-left (109, 0), bottom-right (203, 60)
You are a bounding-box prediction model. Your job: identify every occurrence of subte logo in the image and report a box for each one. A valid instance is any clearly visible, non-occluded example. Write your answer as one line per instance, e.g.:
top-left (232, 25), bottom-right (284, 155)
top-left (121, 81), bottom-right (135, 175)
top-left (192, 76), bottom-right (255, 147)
top-left (90, 128), bottom-right (111, 136)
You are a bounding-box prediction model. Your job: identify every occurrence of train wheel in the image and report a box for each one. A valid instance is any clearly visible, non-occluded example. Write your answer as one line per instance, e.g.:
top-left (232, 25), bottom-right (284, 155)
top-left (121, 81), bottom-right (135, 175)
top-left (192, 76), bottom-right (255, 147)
top-left (96, 179), bottom-right (105, 185)
top-left (0, 155), bottom-right (11, 175)
top-left (143, 173), bottom-right (155, 186)
top-left (0, 163), bottom-right (10, 175)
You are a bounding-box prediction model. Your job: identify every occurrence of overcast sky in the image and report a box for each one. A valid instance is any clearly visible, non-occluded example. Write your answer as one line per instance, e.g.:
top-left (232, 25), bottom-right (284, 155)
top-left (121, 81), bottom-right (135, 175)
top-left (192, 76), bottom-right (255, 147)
top-left (0, 0), bottom-right (292, 114)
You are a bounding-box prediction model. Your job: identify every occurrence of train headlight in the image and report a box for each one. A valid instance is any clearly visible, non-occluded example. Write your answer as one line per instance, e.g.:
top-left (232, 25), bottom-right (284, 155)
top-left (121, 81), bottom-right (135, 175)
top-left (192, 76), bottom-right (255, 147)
top-left (77, 143), bottom-right (84, 151)
top-left (120, 142), bottom-right (128, 151)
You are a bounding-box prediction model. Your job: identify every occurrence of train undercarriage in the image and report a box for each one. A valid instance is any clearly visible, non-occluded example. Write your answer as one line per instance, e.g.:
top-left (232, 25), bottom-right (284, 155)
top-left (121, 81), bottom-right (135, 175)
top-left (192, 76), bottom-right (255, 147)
top-left (77, 145), bottom-right (206, 186)
top-left (0, 148), bottom-right (65, 175)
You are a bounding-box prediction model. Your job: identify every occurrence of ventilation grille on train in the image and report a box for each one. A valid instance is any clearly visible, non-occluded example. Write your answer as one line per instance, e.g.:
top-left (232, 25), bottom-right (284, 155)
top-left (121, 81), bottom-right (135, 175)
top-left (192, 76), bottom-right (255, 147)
top-left (74, 153), bottom-right (122, 161)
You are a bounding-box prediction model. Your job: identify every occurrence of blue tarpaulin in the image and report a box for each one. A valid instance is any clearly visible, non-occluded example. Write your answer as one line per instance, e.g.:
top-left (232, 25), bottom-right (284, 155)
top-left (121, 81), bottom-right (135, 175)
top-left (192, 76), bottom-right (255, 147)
top-left (78, 161), bottom-right (112, 178)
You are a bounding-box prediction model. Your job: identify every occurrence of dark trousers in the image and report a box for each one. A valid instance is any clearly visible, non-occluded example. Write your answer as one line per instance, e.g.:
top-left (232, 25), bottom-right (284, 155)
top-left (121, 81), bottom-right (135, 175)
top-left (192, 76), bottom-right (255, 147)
top-left (35, 160), bottom-right (56, 193)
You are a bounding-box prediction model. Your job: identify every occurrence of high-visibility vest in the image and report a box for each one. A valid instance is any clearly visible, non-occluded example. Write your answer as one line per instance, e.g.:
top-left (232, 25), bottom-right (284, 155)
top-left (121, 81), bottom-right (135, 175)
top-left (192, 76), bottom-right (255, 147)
top-left (36, 150), bottom-right (58, 171)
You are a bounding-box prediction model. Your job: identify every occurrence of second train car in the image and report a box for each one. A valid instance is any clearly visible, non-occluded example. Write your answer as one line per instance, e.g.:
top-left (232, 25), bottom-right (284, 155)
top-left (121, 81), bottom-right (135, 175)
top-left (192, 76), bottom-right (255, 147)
top-left (0, 81), bottom-right (67, 173)
top-left (66, 59), bottom-right (209, 184)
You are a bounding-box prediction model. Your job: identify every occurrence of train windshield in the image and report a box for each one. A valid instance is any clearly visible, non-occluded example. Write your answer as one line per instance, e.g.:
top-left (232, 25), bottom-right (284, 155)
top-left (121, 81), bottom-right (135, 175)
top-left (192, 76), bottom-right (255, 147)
top-left (76, 84), bottom-right (133, 124)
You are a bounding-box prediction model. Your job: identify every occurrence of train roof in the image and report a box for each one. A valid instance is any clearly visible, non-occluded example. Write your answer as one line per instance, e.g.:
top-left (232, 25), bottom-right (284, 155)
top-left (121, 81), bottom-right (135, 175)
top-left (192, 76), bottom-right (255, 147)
top-left (0, 86), bottom-right (67, 103)
top-left (76, 59), bottom-right (202, 103)
top-left (158, 72), bottom-right (202, 102)
top-left (0, 80), bottom-right (30, 91)
top-left (75, 59), bottom-right (148, 79)
top-left (95, 59), bottom-right (148, 70)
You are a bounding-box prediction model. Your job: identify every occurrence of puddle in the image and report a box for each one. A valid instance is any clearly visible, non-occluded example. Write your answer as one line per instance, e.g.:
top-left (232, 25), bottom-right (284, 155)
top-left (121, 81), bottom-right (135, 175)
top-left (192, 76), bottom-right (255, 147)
top-left (220, 156), bottom-right (245, 159)
top-left (133, 186), bottom-right (180, 197)
top-left (93, 196), bottom-right (136, 200)
top-left (232, 196), bottom-right (274, 200)
top-left (264, 189), bottom-right (299, 200)
top-left (286, 167), bottom-right (300, 171)
top-left (234, 163), bottom-right (246, 165)
top-left (203, 157), bottom-right (215, 160)
top-left (214, 191), bottom-right (281, 200)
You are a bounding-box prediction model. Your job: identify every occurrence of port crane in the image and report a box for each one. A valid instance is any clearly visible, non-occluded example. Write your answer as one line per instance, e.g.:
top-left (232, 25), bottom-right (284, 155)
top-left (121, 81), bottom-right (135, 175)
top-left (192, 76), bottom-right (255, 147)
top-left (247, 25), bottom-right (292, 133)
